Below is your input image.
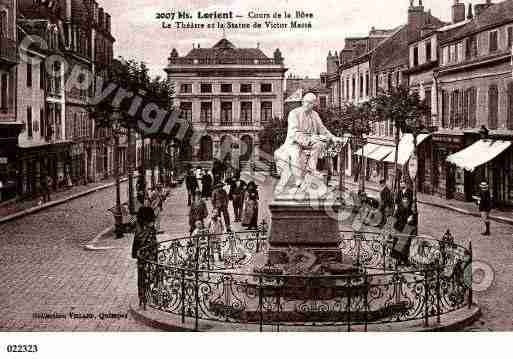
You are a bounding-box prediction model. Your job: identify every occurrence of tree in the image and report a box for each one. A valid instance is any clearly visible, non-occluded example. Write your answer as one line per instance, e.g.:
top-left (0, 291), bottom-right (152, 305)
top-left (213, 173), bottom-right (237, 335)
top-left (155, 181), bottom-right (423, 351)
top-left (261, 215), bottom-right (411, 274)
top-left (371, 85), bottom-right (428, 224)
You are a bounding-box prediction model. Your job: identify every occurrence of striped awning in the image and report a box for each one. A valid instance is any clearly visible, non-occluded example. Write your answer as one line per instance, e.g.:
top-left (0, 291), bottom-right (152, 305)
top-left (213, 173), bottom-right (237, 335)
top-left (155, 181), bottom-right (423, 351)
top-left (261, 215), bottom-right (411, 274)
top-left (383, 133), bottom-right (431, 165)
top-left (446, 139), bottom-right (511, 172)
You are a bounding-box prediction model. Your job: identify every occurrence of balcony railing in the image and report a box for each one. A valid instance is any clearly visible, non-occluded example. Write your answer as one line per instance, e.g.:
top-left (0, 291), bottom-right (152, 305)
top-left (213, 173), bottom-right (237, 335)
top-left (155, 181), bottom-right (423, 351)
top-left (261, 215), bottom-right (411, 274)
top-left (168, 57), bottom-right (279, 66)
top-left (0, 37), bottom-right (17, 65)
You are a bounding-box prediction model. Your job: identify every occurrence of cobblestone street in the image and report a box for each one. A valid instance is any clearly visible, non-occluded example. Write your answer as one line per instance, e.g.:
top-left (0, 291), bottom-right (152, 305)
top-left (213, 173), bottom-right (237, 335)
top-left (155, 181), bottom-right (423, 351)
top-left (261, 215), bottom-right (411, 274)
top-left (0, 176), bottom-right (512, 331)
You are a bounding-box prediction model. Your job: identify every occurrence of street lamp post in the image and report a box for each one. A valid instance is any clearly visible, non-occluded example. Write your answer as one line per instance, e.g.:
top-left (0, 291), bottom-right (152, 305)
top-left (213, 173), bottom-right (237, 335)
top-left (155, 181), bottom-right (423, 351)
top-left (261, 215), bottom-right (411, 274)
top-left (112, 106), bottom-right (123, 238)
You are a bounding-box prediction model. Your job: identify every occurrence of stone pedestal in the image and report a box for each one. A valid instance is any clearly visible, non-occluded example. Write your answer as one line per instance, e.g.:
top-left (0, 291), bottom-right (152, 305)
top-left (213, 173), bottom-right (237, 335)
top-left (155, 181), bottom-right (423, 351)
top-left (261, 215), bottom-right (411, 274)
top-left (267, 198), bottom-right (343, 265)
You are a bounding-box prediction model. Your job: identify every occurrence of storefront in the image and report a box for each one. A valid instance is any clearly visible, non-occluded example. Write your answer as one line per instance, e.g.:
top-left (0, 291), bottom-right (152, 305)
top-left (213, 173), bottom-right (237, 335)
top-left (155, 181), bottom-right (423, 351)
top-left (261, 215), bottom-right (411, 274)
top-left (446, 137), bottom-right (513, 207)
top-left (18, 142), bottom-right (72, 199)
top-left (430, 132), bottom-right (465, 200)
top-left (0, 123), bottom-right (23, 202)
top-left (356, 141), bottom-right (394, 184)
top-left (382, 133), bottom-right (431, 189)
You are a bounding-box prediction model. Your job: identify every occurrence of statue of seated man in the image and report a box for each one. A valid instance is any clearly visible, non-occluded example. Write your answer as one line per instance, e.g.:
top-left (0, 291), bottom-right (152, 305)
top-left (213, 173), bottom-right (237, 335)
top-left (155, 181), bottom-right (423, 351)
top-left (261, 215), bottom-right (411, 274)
top-left (274, 93), bottom-right (345, 199)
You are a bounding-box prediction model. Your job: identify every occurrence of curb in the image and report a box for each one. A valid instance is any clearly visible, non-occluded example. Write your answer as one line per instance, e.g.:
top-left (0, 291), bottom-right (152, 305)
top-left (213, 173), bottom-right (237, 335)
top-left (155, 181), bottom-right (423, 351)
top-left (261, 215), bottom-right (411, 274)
top-left (129, 299), bottom-right (481, 332)
top-left (0, 178), bottom-right (128, 225)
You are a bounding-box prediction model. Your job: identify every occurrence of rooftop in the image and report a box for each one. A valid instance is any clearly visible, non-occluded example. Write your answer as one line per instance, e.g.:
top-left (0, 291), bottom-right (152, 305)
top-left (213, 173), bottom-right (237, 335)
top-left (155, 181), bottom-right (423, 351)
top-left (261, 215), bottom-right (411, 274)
top-left (443, 0), bottom-right (513, 44)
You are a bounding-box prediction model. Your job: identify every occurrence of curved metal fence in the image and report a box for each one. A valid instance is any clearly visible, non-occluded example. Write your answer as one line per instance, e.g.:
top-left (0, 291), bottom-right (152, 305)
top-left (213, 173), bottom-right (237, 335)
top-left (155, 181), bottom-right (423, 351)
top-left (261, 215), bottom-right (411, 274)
top-left (136, 229), bottom-right (472, 331)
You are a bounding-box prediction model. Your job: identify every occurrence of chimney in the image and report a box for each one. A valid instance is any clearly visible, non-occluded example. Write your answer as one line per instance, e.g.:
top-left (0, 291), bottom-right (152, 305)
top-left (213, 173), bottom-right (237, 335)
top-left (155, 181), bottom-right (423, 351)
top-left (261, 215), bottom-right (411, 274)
top-left (467, 3), bottom-right (474, 19)
top-left (452, 0), bottom-right (466, 23)
top-left (408, 0), bottom-right (427, 41)
top-left (475, 1), bottom-right (493, 17)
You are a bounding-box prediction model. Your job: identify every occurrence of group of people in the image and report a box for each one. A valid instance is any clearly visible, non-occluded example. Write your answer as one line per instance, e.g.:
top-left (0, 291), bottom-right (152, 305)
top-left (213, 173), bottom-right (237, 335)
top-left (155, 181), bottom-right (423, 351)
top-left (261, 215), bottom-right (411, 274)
top-left (188, 169), bottom-right (260, 236)
top-left (377, 176), bottom-right (494, 238)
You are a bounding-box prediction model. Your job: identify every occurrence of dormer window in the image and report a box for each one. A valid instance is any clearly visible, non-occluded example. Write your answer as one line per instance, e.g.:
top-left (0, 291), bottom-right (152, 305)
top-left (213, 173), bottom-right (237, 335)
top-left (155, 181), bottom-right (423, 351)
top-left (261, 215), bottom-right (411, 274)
top-left (489, 30), bottom-right (498, 53)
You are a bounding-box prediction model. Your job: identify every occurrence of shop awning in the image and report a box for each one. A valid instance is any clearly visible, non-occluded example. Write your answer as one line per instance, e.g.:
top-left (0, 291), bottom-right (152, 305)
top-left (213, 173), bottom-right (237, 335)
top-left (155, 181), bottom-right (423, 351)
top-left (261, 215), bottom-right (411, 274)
top-left (365, 145), bottom-right (394, 161)
top-left (383, 133), bottom-right (431, 165)
top-left (355, 143), bottom-right (380, 157)
top-left (446, 139), bottom-right (511, 172)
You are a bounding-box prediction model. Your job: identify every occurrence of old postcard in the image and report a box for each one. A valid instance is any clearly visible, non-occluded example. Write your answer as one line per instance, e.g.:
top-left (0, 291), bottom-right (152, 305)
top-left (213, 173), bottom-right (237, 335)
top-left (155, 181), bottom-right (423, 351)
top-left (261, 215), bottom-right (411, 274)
top-left (1, 0), bottom-right (512, 350)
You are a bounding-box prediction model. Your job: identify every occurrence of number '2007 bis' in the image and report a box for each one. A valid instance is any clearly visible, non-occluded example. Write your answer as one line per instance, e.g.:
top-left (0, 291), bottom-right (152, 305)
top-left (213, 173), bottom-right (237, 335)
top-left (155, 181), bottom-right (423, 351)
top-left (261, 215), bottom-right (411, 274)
top-left (6, 345), bottom-right (38, 353)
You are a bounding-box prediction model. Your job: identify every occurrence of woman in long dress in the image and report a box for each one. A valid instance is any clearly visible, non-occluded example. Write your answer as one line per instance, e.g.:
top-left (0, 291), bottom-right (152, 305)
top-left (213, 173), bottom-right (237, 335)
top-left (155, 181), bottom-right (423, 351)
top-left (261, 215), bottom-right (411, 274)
top-left (242, 182), bottom-right (259, 230)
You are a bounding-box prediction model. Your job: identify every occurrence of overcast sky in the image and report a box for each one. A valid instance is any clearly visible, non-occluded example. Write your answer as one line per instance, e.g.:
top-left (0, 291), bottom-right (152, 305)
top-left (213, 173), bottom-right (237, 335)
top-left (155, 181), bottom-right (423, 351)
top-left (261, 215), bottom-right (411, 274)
top-left (101, 0), bottom-right (461, 79)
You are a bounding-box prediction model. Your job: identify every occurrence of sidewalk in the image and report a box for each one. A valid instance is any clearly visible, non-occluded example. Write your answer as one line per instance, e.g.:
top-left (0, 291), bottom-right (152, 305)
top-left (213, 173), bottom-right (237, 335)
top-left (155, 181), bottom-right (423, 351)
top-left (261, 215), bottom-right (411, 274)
top-left (332, 175), bottom-right (513, 226)
top-left (0, 176), bottom-right (128, 225)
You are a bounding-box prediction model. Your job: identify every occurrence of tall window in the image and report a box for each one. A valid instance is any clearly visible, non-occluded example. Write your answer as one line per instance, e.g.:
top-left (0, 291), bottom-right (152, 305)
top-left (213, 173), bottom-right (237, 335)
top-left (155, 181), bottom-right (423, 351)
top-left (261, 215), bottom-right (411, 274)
top-left (0, 10), bottom-right (7, 38)
top-left (346, 78), bottom-right (350, 100)
top-left (508, 27), bottom-right (513, 49)
top-left (27, 107), bottom-right (32, 138)
top-left (351, 76), bottom-right (355, 99)
top-left (441, 90), bottom-right (450, 128)
top-left (426, 41), bottom-right (432, 62)
top-left (0, 73), bottom-right (7, 111)
top-left (240, 84), bottom-right (252, 93)
top-left (466, 35), bottom-right (477, 60)
top-left (40, 108), bottom-right (45, 139)
top-left (450, 90), bottom-right (460, 128)
top-left (359, 74), bottom-right (364, 98)
top-left (508, 83), bottom-right (513, 130)
top-left (488, 85), bottom-right (498, 129)
top-left (489, 31), bottom-right (498, 53)
top-left (374, 74), bottom-right (379, 95)
top-left (424, 88), bottom-right (432, 126)
top-left (180, 83), bottom-right (192, 93)
top-left (319, 96), bottom-right (327, 108)
top-left (220, 102), bottom-right (232, 124)
top-left (261, 102), bottom-right (272, 123)
top-left (240, 102), bottom-right (252, 124)
top-left (40, 62), bottom-right (45, 90)
top-left (413, 46), bottom-right (419, 67)
top-left (462, 89), bottom-right (469, 128)
top-left (387, 73), bottom-right (392, 90)
top-left (365, 73), bottom-right (369, 97)
top-left (260, 83), bottom-right (272, 93)
top-left (200, 83), bottom-right (212, 93)
top-left (179, 102), bottom-right (192, 122)
top-left (468, 87), bottom-right (477, 128)
top-left (26, 63), bottom-right (32, 87)
top-left (221, 84), bottom-right (232, 93)
top-left (200, 102), bottom-right (212, 124)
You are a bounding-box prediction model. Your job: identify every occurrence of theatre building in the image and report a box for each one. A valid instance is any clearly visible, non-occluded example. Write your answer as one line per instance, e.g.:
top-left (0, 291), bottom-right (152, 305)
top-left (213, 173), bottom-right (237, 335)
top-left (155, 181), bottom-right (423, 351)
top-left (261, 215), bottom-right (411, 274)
top-left (165, 38), bottom-right (286, 168)
top-left (436, 0), bottom-right (513, 206)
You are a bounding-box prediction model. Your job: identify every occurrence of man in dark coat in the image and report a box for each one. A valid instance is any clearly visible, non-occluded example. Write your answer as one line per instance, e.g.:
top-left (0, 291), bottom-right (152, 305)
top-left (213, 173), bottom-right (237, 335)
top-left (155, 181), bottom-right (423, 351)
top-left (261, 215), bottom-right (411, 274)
top-left (477, 181), bottom-right (492, 236)
top-left (211, 181), bottom-right (231, 231)
top-left (201, 171), bottom-right (213, 198)
top-left (228, 172), bottom-right (246, 222)
top-left (212, 159), bottom-right (223, 183)
top-left (185, 169), bottom-right (198, 206)
top-left (396, 178), bottom-right (413, 212)
top-left (379, 179), bottom-right (394, 219)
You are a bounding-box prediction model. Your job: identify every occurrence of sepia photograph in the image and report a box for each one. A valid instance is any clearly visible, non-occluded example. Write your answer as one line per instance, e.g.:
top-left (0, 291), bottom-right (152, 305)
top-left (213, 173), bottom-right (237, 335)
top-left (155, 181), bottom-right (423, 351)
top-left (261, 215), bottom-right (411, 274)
top-left (1, 0), bottom-right (513, 352)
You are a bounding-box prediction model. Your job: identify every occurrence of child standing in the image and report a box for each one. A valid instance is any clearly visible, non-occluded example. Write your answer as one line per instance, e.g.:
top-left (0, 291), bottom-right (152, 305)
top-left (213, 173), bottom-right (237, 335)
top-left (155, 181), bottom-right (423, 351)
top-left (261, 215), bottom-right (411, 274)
top-left (208, 209), bottom-right (225, 261)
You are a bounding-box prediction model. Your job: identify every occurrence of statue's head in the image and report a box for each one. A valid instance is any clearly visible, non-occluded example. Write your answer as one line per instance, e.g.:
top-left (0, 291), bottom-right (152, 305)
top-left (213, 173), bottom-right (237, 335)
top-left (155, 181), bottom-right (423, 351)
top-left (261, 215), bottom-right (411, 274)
top-left (302, 92), bottom-right (316, 113)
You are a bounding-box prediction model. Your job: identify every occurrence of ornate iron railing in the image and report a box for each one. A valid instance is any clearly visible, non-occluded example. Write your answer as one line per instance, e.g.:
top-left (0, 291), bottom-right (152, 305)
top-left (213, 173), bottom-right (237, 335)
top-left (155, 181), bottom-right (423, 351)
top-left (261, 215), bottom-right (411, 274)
top-left (136, 229), bottom-right (472, 331)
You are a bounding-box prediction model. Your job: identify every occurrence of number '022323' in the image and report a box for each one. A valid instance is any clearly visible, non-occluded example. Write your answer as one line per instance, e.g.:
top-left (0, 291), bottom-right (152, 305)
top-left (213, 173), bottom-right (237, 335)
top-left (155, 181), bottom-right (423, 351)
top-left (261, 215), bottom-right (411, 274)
top-left (6, 344), bottom-right (39, 353)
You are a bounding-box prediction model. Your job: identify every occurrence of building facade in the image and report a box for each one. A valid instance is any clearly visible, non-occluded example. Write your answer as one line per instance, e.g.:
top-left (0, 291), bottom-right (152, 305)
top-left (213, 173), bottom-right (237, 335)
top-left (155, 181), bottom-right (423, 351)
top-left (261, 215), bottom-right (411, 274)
top-left (0, 0), bottom-right (22, 202)
top-left (436, 0), bottom-right (513, 205)
top-left (13, 0), bottom-right (115, 200)
top-left (165, 38), bottom-right (286, 169)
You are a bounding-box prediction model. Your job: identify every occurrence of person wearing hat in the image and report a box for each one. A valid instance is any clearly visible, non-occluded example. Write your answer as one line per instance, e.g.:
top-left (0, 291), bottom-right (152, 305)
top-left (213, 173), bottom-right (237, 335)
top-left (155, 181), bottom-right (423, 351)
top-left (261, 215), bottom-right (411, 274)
top-left (212, 181), bottom-right (231, 232)
top-left (131, 206), bottom-right (157, 308)
top-left (476, 181), bottom-right (492, 236)
top-left (242, 181), bottom-right (259, 229)
top-left (189, 189), bottom-right (208, 235)
top-left (228, 171), bottom-right (246, 222)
